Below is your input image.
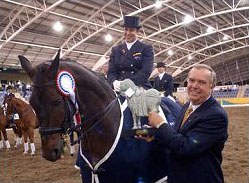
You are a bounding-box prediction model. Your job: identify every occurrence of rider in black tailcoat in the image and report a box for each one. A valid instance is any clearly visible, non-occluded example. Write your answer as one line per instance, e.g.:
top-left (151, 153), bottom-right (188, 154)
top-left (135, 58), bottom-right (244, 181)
top-left (107, 16), bottom-right (154, 90)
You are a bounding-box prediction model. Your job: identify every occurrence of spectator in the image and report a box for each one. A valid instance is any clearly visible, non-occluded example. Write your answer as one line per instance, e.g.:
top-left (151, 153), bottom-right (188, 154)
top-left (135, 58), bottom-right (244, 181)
top-left (146, 64), bottom-right (228, 183)
top-left (153, 62), bottom-right (174, 98)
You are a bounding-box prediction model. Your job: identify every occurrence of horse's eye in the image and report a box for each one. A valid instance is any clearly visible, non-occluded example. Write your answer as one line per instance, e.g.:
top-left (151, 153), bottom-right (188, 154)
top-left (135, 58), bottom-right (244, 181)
top-left (50, 99), bottom-right (62, 107)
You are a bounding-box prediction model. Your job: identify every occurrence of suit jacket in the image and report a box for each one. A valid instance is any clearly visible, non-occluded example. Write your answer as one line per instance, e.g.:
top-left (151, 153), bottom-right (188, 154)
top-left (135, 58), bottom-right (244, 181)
top-left (107, 40), bottom-right (154, 89)
top-left (155, 96), bottom-right (228, 183)
top-left (153, 73), bottom-right (173, 96)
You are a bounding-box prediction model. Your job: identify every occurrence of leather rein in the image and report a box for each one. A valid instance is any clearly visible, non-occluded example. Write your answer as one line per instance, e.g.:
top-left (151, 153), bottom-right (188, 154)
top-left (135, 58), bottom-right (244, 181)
top-left (32, 82), bottom-right (118, 141)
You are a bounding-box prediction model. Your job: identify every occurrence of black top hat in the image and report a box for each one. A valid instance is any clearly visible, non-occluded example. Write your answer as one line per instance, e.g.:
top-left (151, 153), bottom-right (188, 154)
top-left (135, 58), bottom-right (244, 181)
top-left (156, 62), bottom-right (166, 68)
top-left (123, 16), bottom-right (141, 28)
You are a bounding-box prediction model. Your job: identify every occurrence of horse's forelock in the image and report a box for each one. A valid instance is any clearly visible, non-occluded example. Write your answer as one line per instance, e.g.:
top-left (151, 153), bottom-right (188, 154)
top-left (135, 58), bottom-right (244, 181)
top-left (33, 63), bottom-right (51, 84)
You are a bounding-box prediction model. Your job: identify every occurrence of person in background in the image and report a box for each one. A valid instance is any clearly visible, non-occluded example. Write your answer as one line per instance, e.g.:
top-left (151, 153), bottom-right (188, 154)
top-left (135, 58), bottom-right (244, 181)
top-left (146, 64), bottom-right (228, 183)
top-left (107, 15), bottom-right (154, 91)
top-left (153, 62), bottom-right (174, 99)
top-left (21, 83), bottom-right (27, 98)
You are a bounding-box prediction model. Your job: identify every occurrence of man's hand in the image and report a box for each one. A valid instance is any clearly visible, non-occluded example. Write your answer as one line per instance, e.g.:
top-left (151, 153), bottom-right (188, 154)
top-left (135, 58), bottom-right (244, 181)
top-left (113, 80), bottom-right (121, 91)
top-left (148, 111), bottom-right (166, 128)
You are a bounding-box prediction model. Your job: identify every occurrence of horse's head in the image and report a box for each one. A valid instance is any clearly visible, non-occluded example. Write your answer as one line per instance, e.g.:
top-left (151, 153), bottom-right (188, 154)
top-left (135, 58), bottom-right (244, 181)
top-left (19, 50), bottom-right (70, 161)
top-left (4, 95), bottom-right (15, 120)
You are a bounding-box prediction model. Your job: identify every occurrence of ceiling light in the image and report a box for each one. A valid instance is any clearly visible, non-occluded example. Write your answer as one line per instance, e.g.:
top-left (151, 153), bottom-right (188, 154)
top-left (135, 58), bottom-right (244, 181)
top-left (183, 15), bottom-right (193, 24)
top-left (188, 55), bottom-right (193, 60)
top-left (168, 49), bottom-right (173, 56)
top-left (206, 26), bottom-right (215, 33)
top-left (223, 35), bottom-right (229, 41)
top-left (53, 21), bottom-right (63, 32)
top-left (155, 0), bottom-right (163, 9)
top-left (104, 34), bottom-right (113, 42)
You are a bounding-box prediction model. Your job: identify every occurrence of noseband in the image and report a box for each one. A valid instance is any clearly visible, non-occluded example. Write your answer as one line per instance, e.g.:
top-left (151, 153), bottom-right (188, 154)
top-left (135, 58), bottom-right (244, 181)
top-left (31, 82), bottom-right (74, 136)
top-left (32, 81), bottom-right (118, 139)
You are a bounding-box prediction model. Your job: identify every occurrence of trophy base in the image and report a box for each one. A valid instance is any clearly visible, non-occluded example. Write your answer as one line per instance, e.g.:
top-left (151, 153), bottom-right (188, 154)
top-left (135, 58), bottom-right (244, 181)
top-left (122, 127), bottom-right (157, 137)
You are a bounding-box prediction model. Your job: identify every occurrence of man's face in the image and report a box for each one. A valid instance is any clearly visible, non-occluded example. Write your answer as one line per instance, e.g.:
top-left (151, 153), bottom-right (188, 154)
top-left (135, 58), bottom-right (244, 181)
top-left (124, 27), bottom-right (138, 43)
top-left (187, 68), bottom-right (213, 105)
top-left (157, 67), bottom-right (165, 74)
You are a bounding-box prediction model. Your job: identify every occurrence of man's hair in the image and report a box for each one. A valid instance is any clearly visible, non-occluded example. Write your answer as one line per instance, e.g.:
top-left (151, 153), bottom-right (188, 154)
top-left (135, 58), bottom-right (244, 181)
top-left (190, 64), bottom-right (216, 87)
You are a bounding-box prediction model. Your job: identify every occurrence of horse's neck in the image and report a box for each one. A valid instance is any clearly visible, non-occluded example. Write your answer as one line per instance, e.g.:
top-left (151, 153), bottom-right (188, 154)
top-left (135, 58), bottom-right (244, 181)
top-left (13, 99), bottom-right (28, 114)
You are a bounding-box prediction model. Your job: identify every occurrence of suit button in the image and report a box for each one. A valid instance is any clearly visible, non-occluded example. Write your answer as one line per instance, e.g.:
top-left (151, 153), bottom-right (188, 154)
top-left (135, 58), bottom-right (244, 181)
top-left (130, 64), bottom-right (133, 67)
top-left (122, 71), bottom-right (125, 73)
top-left (131, 71), bottom-right (134, 74)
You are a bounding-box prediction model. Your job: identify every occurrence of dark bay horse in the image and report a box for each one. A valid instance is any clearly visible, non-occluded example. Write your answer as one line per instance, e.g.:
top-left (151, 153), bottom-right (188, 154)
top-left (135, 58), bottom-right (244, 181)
top-left (19, 50), bottom-right (181, 183)
top-left (5, 95), bottom-right (39, 155)
top-left (0, 106), bottom-right (10, 150)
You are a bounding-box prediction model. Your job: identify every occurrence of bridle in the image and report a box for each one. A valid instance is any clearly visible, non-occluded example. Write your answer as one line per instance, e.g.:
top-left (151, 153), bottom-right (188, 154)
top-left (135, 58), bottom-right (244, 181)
top-left (31, 81), bottom-right (74, 136)
top-left (32, 81), bottom-right (118, 140)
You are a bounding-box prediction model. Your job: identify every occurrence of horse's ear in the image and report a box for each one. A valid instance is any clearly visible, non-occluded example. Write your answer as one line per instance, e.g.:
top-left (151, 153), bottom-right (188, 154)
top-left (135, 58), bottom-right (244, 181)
top-left (47, 49), bottom-right (60, 79)
top-left (18, 55), bottom-right (34, 79)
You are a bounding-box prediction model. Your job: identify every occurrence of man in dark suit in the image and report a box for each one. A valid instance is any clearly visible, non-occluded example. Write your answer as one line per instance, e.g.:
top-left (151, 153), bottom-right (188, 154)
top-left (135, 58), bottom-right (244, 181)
top-left (107, 16), bottom-right (154, 90)
top-left (153, 62), bottom-right (173, 97)
top-left (147, 64), bottom-right (228, 183)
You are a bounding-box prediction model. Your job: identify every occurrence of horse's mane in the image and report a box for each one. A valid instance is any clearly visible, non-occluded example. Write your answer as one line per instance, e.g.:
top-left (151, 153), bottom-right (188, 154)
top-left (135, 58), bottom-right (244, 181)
top-left (34, 59), bottom-right (114, 98)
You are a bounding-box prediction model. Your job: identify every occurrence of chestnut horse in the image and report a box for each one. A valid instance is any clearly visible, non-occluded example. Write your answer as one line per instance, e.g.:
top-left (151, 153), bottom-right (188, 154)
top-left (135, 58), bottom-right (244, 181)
top-left (5, 96), bottom-right (39, 155)
top-left (0, 104), bottom-right (23, 149)
top-left (19, 50), bottom-right (181, 183)
top-left (0, 106), bottom-right (10, 149)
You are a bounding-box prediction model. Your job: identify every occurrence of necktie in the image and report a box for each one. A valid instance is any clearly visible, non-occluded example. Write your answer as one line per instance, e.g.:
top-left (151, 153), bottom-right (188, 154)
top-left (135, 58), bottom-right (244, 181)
top-left (180, 106), bottom-right (193, 128)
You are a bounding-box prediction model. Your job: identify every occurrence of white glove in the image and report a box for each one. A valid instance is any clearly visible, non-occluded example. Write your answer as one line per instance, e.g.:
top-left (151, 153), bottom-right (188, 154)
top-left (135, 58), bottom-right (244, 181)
top-left (113, 80), bottom-right (121, 91)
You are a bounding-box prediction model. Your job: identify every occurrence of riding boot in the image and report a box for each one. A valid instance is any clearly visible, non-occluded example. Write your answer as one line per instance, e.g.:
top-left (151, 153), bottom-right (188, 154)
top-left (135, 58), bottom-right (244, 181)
top-left (9, 119), bottom-right (16, 128)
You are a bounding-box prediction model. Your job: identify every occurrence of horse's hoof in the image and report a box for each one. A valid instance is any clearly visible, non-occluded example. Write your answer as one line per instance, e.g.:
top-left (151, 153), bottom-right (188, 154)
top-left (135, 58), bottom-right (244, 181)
top-left (23, 152), bottom-right (28, 155)
top-left (31, 153), bottom-right (35, 156)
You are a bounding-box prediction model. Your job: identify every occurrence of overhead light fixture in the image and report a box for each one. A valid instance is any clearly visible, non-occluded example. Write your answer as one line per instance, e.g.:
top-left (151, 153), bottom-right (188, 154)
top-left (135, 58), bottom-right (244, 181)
top-left (168, 49), bottom-right (174, 56)
top-left (104, 34), bottom-right (113, 42)
top-left (188, 55), bottom-right (193, 60)
top-left (53, 21), bottom-right (63, 32)
top-left (183, 15), bottom-right (193, 24)
top-left (206, 26), bottom-right (215, 33)
top-left (223, 34), bottom-right (229, 41)
top-left (155, 0), bottom-right (163, 9)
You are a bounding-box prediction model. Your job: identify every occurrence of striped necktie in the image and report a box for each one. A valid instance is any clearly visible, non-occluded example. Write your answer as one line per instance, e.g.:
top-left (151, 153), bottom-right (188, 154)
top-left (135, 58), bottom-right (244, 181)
top-left (180, 106), bottom-right (193, 128)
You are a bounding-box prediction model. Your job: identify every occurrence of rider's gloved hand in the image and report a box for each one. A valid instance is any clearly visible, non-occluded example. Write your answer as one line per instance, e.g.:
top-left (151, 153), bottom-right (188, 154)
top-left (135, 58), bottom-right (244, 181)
top-left (113, 80), bottom-right (121, 92)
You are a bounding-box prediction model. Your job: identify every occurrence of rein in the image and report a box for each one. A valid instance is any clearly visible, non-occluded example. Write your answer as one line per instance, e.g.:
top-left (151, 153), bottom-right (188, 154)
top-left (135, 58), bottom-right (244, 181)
top-left (69, 98), bottom-right (118, 145)
top-left (32, 81), bottom-right (118, 142)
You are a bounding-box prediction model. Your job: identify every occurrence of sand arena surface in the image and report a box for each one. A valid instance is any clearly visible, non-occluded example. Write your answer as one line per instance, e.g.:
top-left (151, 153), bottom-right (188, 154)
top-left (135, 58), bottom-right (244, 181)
top-left (0, 106), bottom-right (248, 183)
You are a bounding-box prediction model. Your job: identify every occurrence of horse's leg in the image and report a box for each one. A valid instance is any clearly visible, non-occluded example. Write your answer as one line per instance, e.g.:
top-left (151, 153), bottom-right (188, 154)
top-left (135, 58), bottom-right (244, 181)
top-left (16, 126), bottom-right (23, 148)
top-left (28, 128), bottom-right (35, 155)
top-left (0, 131), bottom-right (3, 149)
top-left (22, 130), bottom-right (29, 155)
top-left (2, 128), bottom-right (10, 149)
top-left (69, 132), bottom-right (76, 156)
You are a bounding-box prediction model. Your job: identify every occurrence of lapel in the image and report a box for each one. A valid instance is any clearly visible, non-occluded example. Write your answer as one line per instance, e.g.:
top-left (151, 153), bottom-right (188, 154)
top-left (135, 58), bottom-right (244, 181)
top-left (178, 97), bottom-right (216, 131)
top-left (119, 40), bottom-right (142, 61)
top-left (119, 43), bottom-right (128, 56)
